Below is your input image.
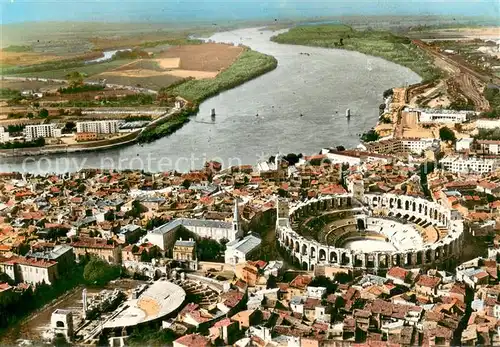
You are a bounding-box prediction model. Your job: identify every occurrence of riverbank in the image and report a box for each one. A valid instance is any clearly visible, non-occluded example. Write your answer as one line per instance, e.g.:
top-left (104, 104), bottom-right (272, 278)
top-left (271, 24), bottom-right (440, 82)
top-left (0, 131), bottom-right (140, 158)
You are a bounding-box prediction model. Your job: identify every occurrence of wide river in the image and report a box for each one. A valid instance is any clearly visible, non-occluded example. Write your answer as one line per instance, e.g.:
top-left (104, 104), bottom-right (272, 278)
top-left (0, 28), bottom-right (420, 174)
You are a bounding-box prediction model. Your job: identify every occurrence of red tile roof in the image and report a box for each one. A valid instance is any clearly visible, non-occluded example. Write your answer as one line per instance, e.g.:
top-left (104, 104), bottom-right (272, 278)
top-left (290, 274), bottom-right (312, 290)
top-left (70, 238), bottom-right (117, 249)
top-left (174, 334), bottom-right (210, 347)
top-left (387, 267), bottom-right (408, 281)
top-left (416, 275), bottom-right (441, 288)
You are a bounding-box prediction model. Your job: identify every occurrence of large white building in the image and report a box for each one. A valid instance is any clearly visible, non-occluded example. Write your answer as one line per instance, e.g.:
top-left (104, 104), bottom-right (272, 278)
top-left (440, 155), bottom-right (499, 174)
top-left (405, 107), bottom-right (474, 124)
top-left (476, 140), bottom-right (500, 155)
top-left (455, 138), bottom-right (474, 152)
top-left (147, 201), bottom-right (243, 250)
top-left (401, 138), bottom-right (440, 154)
top-left (224, 234), bottom-right (262, 265)
top-left (477, 119), bottom-right (500, 129)
top-left (321, 149), bottom-right (391, 165)
top-left (362, 138), bottom-right (439, 155)
top-left (0, 127), bottom-right (10, 143)
top-left (0, 257), bottom-right (58, 285)
top-left (76, 120), bottom-right (119, 134)
top-left (24, 124), bottom-right (62, 141)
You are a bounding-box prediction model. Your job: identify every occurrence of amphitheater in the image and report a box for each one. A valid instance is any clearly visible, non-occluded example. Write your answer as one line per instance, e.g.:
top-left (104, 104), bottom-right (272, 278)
top-left (276, 193), bottom-right (464, 271)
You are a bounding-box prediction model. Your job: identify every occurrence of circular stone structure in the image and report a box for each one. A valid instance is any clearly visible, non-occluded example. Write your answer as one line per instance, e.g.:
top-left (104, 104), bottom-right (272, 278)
top-left (276, 193), bottom-right (464, 271)
top-left (102, 279), bottom-right (185, 329)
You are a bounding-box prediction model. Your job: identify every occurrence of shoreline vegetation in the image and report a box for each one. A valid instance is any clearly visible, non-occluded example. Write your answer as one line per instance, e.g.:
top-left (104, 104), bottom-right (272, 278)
top-left (137, 107), bottom-right (197, 143)
top-left (271, 24), bottom-right (441, 82)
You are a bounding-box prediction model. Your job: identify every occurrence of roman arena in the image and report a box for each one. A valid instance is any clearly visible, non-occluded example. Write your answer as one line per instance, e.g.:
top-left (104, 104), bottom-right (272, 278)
top-left (276, 193), bottom-right (464, 271)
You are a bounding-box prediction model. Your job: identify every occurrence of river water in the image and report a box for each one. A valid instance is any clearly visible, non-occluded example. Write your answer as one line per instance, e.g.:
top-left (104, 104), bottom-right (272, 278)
top-left (85, 49), bottom-right (132, 64)
top-left (0, 27), bottom-right (420, 174)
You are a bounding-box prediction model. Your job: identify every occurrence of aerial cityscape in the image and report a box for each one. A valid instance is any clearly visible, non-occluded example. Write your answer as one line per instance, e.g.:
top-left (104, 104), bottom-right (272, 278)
top-left (0, 0), bottom-right (500, 346)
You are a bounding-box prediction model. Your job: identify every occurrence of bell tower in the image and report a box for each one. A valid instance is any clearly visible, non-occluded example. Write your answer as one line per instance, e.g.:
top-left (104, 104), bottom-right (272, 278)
top-left (232, 199), bottom-right (243, 239)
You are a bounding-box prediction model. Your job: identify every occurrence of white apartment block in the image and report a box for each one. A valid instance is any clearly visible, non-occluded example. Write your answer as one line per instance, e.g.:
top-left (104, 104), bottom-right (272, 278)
top-left (363, 138), bottom-right (439, 155)
top-left (455, 138), bottom-right (474, 152)
top-left (440, 155), bottom-right (499, 174)
top-left (477, 119), bottom-right (500, 129)
top-left (477, 140), bottom-right (500, 155)
top-left (24, 124), bottom-right (62, 141)
top-left (401, 138), bottom-right (440, 154)
top-left (405, 107), bottom-right (474, 124)
top-left (76, 120), bottom-right (119, 134)
top-left (0, 127), bottom-right (10, 143)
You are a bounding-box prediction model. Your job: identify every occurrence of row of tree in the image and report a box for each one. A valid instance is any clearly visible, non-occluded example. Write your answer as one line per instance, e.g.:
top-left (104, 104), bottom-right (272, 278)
top-left (0, 137), bottom-right (45, 150)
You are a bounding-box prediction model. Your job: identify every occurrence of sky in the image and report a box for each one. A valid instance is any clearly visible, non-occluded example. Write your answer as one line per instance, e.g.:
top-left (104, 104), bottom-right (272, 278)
top-left (1, 0), bottom-right (499, 24)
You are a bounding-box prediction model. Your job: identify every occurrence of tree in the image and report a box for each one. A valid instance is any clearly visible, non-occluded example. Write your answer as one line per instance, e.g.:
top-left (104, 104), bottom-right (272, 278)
top-left (439, 126), bottom-right (456, 142)
top-left (309, 275), bottom-right (337, 294)
top-left (66, 71), bottom-right (84, 87)
top-left (334, 272), bottom-right (352, 284)
top-left (198, 238), bottom-right (225, 261)
top-left (26, 112), bottom-right (34, 119)
top-left (361, 129), bottom-right (380, 142)
top-left (83, 257), bottom-right (120, 286)
top-left (278, 188), bottom-right (288, 198)
top-left (284, 153), bottom-right (300, 165)
top-left (128, 200), bottom-right (144, 218)
top-left (267, 275), bottom-right (278, 289)
top-left (140, 250), bottom-right (150, 262)
top-left (38, 108), bottom-right (49, 118)
top-left (181, 179), bottom-right (191, 189)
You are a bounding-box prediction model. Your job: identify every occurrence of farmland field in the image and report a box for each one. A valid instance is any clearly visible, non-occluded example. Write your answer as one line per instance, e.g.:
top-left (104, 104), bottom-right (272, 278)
top-left (0, 80), bottom-right (66, 91)
top-left (10, 60), bottom-right (131, 79)
top-left (91, 74), bottom-right (182, 91)
top-left (157, 43), bottom-right (244, 71)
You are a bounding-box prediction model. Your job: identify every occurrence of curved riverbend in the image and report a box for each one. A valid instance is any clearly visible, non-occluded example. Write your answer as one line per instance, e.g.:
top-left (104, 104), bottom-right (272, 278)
top-left (0, 27), bottom-right (420, 174)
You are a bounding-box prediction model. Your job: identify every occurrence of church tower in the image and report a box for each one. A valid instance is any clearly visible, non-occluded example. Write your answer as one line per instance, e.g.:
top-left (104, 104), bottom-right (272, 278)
top-left (232, 199), bottom-right (243, 239)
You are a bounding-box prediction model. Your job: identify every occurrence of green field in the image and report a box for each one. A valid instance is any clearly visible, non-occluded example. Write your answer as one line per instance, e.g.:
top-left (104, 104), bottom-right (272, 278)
top-left (96, 74), bottom-right (182, 91)
top-left (9, 60), bottom-right (131, 79)
top-left (167, 49), bottom-right (278, 103)
top-left (2, 45), bottom-right (33, 53)
top-left (271, 24), bottom-right (442, 82)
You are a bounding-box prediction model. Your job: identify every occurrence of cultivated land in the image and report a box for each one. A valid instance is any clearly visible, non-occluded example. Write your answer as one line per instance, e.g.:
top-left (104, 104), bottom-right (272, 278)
top-left (95, 43), bottom-right (246, 90)
top-left (3, 43), bottom-right (249, 92)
